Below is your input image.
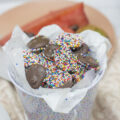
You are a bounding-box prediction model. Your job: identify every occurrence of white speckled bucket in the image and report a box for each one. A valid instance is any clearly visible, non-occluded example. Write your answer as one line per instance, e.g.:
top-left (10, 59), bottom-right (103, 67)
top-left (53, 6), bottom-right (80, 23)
top-left (8, 65), bottom-right (103, 120)
top-left (18, 86), bottom-right (97, 120)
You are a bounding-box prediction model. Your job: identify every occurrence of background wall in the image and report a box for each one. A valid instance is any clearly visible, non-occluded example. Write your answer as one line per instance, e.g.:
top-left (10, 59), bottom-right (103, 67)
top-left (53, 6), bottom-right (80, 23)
top-left (0, 0), bottom-right (120, 39)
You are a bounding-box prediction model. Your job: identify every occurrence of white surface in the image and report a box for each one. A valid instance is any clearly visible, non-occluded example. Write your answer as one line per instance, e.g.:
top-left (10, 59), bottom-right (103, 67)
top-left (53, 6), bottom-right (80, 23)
top-left (0, 0), bottom-right (120, 38)
top-left (0, 103), bottom-right (11, 120)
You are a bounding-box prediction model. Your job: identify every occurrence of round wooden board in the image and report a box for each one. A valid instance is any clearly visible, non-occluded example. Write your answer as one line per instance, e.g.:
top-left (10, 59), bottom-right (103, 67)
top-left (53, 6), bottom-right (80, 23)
top-left (0, 0), bottom-right (116, 59)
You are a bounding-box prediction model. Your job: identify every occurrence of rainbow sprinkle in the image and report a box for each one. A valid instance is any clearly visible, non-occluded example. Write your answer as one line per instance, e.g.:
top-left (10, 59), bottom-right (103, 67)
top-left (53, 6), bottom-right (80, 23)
top-left (43, 69), bottom-right (72, 88)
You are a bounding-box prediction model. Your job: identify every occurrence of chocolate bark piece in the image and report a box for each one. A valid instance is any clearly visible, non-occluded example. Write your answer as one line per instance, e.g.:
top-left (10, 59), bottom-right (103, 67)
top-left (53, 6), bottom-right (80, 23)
top-left (85, 56), bottom-right (99, 68)
top-left (44, 44), bottom-right (60, 60)
top-left (77, 55), bottom-right (99, 68)
top-left (24, 32), bottom-right (35, 37)
top-left (25, 64), bottom-right (46, 89)
top-left (71, 43), bottom-right (89, 55)
top-left (27, 36), bottom-right (49, 49)
top-left (78, 44), bottom-right (89, 55)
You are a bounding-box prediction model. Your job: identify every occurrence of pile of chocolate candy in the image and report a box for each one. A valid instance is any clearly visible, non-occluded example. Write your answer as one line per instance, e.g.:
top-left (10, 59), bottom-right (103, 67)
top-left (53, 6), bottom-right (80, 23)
top-left (23, 33), bottom-right (99, 89)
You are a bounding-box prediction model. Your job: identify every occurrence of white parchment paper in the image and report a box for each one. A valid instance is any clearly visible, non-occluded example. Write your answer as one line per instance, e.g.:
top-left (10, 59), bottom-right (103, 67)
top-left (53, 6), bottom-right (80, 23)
top-left (0, 24), bottom-right (111, 113)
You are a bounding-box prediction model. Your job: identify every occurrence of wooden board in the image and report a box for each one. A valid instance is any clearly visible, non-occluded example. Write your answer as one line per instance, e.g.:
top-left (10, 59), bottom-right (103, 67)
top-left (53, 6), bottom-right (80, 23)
top-left (0, 0), bottom-right (116, 59)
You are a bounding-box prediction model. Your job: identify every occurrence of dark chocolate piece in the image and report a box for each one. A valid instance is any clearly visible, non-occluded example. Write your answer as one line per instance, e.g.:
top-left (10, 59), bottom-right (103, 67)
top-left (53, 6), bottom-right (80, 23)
top-left (77, 55), bottom-right (99, 68)
top-left (25, 32), bottom-right (35, 37)
top-left (27, 36), bottom-right (49, 49)
top-left (25, 64), bottom-right (46, 89)
top-left (71, 43), bottom-right (99, 68)
top-left (85, 56), bottom-right (99, 68)
top-left (78, 44), bottom-right (89, 55)
top-left (44, 44), bottom-right (60, 60)
top-left (71, 43), bottom-right (89, 55)
top-left (70, 25), bottom-right (79, 32)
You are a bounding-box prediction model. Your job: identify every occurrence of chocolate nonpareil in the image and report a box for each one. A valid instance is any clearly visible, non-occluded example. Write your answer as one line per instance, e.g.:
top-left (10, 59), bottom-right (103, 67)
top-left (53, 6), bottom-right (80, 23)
top-left (23, 33), bottom-right (99, 89)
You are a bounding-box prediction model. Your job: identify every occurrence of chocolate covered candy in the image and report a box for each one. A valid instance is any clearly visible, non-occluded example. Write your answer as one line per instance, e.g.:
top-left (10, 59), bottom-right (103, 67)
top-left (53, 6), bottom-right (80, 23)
top-left (44, 44), bottom-right (60, 60)
top-left (71, 43), bottom-right (98, 68)
top-left (78, 55), bottom-right (99, 68)
top-left (27, 36), bottom-right (49, 49)
top-left (23, 33), bottom-right (100, 89)
top-left (25, 64), bottom-right (46, 89)
top-left (71, 43), bottom-right (89, 55)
